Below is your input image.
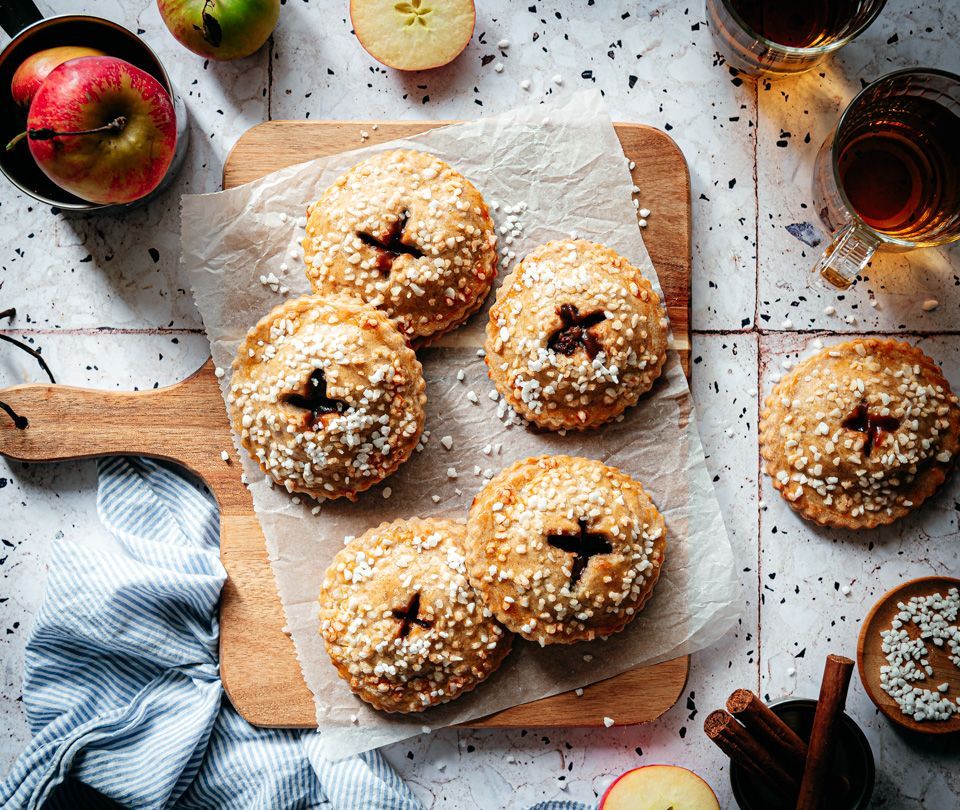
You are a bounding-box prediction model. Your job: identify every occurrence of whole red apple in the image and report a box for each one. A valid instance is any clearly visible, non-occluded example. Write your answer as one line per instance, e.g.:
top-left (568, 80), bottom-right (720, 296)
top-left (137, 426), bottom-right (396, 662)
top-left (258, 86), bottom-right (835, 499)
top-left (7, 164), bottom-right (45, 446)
top-left (12, 57), bottom-right (177, 205)
top-left (157, 0), bottom-right (280, 60)
top-left (11, 46), bottom-right (107, 108)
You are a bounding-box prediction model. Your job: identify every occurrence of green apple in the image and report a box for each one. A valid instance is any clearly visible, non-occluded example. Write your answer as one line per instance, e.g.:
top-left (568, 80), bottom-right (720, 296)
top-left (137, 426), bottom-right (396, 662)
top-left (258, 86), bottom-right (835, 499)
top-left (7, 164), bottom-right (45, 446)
top-left (351, 0), bottom-right (475, 71)
top-left (157, 0), bottom-right (280, 60)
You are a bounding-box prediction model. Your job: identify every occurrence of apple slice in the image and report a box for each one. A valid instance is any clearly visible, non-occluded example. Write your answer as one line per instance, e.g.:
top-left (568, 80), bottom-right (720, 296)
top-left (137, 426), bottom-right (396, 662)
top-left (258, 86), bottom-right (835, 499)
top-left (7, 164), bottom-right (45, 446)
top-left (350, 0), bottom-right (475, 71)
top-left (600, 765), bottom-right (721, 810)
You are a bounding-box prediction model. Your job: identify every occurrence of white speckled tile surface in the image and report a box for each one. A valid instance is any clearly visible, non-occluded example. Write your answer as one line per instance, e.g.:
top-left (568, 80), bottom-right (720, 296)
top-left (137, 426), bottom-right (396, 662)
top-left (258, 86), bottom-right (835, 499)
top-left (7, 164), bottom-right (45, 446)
top-left (1, 1), bottom-right (958, 807)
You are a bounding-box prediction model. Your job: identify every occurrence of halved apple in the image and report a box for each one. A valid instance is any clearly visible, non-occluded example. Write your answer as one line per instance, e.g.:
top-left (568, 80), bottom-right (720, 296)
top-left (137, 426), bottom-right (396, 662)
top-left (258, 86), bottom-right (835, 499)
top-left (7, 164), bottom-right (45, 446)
top-left (599, 765), bottom-right (721, 810)
top-left (350, 0), bottom-right (475, 71)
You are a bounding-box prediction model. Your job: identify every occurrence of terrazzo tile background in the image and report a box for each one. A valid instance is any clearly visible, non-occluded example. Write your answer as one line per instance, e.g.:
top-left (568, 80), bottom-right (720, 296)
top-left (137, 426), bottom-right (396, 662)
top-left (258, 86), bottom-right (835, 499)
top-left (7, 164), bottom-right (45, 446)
top-left (1, 1), bottom-right (957, 807)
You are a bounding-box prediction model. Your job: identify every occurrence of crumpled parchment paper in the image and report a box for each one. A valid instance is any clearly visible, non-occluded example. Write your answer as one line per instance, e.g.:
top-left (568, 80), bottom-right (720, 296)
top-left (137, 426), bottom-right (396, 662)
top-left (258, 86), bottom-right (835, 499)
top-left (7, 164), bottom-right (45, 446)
top-left (181, 91), bottom-right (740, 759)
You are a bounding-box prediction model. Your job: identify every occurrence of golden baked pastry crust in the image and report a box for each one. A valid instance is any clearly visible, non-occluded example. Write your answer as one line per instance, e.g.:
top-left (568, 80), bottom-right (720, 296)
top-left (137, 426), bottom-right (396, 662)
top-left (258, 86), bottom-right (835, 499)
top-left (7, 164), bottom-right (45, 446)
top-left (465, 455), bottom-right (666, 645)
top-left (760, 338), bottom-right (960, 529)
top-left (319, 517), bottom-right (513, 713)
top-left (302, 150), bottom-right (498, 343)
top-left (228, 294), bottom-right (426, 501)
top-left (484, 240), bottom-right (669, 431)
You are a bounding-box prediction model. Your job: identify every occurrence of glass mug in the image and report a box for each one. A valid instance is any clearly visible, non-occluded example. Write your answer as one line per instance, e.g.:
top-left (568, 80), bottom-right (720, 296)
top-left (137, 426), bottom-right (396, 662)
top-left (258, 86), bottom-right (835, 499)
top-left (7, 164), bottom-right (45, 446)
top-left (813, 68), bottom-right (960, 289)
top-left (705, 0), bottom-right (887, 77)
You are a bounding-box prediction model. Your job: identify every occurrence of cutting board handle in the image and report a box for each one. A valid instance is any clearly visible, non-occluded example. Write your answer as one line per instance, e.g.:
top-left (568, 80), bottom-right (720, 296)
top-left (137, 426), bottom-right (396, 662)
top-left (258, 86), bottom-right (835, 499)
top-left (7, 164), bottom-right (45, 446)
top-left (0, 359), bottom-right (247, 507)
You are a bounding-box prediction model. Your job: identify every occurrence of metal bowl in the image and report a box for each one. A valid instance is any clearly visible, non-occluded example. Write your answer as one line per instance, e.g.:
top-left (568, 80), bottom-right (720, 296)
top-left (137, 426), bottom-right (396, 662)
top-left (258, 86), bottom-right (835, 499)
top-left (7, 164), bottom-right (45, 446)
top-left (0, 12), bottom-right (189, 214)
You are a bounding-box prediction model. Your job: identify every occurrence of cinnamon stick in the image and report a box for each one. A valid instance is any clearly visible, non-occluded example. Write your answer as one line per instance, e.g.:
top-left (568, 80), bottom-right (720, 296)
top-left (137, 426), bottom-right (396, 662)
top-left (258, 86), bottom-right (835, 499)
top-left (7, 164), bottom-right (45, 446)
top-left (796, 654), bottom-right (854, 810)
top-left (727, 688), bottom-right (808, 772)
top-left (704, 709), bottom-right (799, 798)
top-left (727, 689), bottom-right (850, 798)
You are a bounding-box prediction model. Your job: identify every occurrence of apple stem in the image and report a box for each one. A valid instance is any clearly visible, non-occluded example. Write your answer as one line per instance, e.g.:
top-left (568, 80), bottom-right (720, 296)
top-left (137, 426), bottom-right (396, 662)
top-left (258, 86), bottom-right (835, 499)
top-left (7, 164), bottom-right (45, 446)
top-left (5, 116), bottom-right (127, 151)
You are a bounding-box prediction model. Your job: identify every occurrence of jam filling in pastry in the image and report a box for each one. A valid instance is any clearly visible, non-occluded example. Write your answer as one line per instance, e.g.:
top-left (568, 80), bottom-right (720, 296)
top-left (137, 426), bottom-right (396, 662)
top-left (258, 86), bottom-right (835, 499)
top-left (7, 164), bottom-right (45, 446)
top-left (465, 455), bottom-right (666, 645)
top-left (760, 338), bottom-right (960, 529)
top-left (302, 149), bottom-right (498, 343)
top-left (319, 517), bottom-right (513, 713)
top-left (228, 294), bottom-right (426, 501)
top-left (484, 239), bottom-right (669, 431)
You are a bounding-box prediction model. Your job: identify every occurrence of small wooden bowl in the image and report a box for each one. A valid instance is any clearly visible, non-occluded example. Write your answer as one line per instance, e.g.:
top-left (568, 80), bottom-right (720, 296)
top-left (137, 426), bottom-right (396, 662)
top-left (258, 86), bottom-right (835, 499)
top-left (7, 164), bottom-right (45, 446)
top-left (857, 575), bottom-right (960, 735)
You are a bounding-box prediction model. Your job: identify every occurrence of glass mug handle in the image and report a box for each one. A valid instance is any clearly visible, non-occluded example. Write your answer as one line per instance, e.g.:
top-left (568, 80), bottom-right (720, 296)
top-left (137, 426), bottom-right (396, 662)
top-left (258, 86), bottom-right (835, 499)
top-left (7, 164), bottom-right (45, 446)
top-left (814, 224), bottom-right (880, 289)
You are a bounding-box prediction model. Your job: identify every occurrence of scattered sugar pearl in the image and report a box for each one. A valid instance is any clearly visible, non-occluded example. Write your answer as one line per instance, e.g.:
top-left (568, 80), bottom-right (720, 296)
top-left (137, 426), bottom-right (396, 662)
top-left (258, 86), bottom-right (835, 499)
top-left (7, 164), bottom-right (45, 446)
top-left (922, 298), bottom-right (940, 312)
top-left (841, 584), bottom-right (851, 595)
top-left (311, 505), bottom-right (322, 515)
top-left (291, 497), bottom-right (301, 505)
top-left (844, 315), bottom-right (856, 324)
top-left (220, 450), bottom-right (230, 462)
top-left (628, 160), bottom-right (636, 170)
top-left (456, 369), bottom-right (466, 382)
top-left (603, 716), bottom-right (615, 728)
top-left (638, 218), bottom-right (648, 228)
top-left (552, 74), bottom-right (563, 85)
top-left (372, 124), bottom-right (378, 130)
top-left (782, 318), bottom-right (793, 329)
top-left (498, 38), bottom-right (510, 48)
top-left (466, 390), bottom-right (479, 404)
top-left (447, 467), bottom-right (458, 479)
top-left (725, 427), bottom-right (734, 438)
top-left (421, 726), bottom-right (431, 735)
top-left (787, 667), bottom-right (796, 676)
top-left (781, 358), bottom-right (793, 370)
top-left (431, 494), bottom-right (441, 503)
top-left (812, 338), bottom-right (824, 349)
top-left (520, 79), bottom-right (531, 90)
top-left (360, 130), bottom-right (369, 140)
top-left (382, 487), bottom-right (392, 499)
top-left (823, 305), bottom-right (836, 316)
top-left (574, 688), bottom-right (584, 697)
top-left (639, 208), bottom-right (651, 218)
top-left (494, 62), bottom-right (504, 73)
top-left (748, 388), bottom-right (758, 398)
top-left (583, 654), bottom-right (593, 662)
top-left (869, 298), bottom-right (879, 309)
top-left (440, 435), bottom-right (454, 450)
top-left (214, 366), bottom-right (225, 379)
top-left (350, 714), bottom-right (358, 725)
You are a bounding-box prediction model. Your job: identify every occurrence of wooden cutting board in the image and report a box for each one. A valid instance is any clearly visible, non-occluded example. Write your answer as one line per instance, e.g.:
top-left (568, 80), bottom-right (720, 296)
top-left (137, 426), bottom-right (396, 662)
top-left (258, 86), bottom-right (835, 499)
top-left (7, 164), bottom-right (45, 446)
top-left (0, 120), bottom-right (692, 729)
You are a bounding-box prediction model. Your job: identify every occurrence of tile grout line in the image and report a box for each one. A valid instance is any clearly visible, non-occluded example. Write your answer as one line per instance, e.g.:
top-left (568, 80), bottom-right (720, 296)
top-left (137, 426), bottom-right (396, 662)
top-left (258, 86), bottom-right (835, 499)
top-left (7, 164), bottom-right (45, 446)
top-left (752, 75), bottom-right (763, 697)
top-left (266, 33), bottom-right (274, 122)
top-left (6, 327), bottom-right (960, 337)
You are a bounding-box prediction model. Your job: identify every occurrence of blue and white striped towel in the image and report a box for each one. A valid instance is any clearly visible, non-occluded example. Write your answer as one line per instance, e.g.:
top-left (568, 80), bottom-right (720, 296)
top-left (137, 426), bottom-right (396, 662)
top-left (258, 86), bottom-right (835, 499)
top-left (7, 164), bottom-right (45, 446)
top-left (0, 457), bottom-right (423, 810)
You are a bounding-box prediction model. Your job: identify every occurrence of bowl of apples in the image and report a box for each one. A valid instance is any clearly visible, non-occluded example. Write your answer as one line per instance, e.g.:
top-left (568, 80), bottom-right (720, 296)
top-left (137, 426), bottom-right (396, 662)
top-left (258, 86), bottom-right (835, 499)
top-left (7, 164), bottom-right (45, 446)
top-left (0, 3), bottom-right (189, 213)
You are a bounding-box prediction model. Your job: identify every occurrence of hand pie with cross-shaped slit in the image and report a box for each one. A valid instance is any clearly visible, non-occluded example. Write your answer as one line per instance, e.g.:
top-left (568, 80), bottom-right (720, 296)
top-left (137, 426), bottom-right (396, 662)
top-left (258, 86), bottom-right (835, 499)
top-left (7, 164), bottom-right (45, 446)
top-left (760, 338), bottom-right (960, 529)
top-left (302, 149), bottom-right (498, 344)
top-left (227, 294), bottom-right (426, 501)
top-left (484, 239), bottom-right (669, 431)
top-left (318, 517), bottom-right (513, 713)
top-left (465, 455), bottom-right (666, 645)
